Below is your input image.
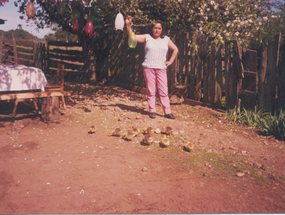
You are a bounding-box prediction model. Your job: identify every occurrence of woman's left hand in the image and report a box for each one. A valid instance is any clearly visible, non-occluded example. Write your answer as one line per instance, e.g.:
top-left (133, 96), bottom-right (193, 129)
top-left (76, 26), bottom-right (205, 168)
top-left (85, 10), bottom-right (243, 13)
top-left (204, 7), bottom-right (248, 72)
top-left (165, 61), bottom-right (172, 67)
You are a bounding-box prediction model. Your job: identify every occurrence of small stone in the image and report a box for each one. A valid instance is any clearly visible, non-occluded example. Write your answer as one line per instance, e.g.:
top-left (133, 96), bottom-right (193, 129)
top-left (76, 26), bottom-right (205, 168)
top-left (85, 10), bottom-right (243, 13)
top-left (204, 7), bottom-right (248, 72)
top-left (172, 131), bottom-right (179, 135)
top-left (179, 130), bottom-right (185, 134)
top-left (263, 141), bottom-right (269, 145)
top-left (236, 172), bottom-right (245, 177)
top-left (135, 116), bottom-right (141, 119)
top-left (155, 128), bottom-right (161, 134)
top-left (256, 171), bottom-right (262, 176)
top-left (142, 167), bottom-right (148, 172)
top-left (254, 162), bottom-right (262, 168)
top-left (229, 146), bottom-right (238, 151)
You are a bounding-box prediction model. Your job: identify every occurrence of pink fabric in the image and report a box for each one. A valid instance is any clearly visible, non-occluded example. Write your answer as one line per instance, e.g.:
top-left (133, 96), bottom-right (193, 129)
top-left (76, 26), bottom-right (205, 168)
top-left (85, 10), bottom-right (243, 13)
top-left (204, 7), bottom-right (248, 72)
top-left (143, 67), bottom-right (171, 115)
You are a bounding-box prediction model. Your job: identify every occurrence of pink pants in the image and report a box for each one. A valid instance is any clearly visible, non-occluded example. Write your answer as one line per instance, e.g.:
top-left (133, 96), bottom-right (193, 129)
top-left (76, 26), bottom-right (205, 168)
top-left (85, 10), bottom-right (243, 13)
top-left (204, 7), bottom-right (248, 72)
top-left (143, 67), bottom-right (171, 115)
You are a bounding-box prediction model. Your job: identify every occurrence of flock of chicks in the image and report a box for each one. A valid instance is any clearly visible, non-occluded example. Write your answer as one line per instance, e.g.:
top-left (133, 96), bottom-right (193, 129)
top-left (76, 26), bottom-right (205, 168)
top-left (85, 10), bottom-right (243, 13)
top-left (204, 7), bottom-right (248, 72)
top-left (89, 125), bottom-right (194, 152)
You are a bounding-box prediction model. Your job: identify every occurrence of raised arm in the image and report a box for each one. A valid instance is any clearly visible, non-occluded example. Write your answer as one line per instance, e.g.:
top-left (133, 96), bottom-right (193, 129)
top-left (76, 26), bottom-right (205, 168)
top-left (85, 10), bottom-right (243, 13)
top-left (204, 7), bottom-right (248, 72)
top-left (165, 39), bottom-right (178, 67)
top-left (125, 15), bottom-right (146, 43)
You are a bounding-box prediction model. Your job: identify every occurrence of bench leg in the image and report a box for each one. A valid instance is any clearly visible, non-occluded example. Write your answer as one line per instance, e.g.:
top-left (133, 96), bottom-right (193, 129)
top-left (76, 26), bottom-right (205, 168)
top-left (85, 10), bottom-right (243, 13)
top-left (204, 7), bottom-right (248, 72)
top-left (33, 98), bottom-right (40, 115)
top-left (12, 98), bottom-right (18, 117)
top-left (61, 95), bottom-right (66, 109)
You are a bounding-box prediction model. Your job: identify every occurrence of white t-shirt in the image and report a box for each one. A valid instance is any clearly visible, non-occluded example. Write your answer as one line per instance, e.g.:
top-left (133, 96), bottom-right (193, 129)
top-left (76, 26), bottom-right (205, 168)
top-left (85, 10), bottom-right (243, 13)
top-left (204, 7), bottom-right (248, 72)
top-left (142, 34), bottom-right (169, 69)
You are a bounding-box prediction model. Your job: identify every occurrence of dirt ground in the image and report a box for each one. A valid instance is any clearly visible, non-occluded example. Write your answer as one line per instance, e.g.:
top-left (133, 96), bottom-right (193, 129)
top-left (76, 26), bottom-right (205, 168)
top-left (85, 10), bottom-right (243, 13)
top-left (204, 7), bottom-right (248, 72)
top-left (0, 83), bottom-right (285, 214)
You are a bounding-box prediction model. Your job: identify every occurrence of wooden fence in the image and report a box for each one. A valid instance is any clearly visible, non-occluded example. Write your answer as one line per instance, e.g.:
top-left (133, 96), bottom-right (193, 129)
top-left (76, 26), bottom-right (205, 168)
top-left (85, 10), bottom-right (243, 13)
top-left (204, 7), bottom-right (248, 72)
top-left (1, 31), bottom-right (283, 112)
top-left (0, 32), bottom-right (44, 69)
top-left (46, 41), bottom-right (85, 77)
top-left (103, 31), bottom-right (283, 112)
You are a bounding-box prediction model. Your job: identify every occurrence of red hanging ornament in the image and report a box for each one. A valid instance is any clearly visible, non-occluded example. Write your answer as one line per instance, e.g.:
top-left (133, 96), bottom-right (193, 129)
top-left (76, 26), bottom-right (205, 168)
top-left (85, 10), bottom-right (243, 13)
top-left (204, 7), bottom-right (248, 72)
top-left (26, 1), bottom-right (36, 18)
top-left (72, 20), bottom-right (79, 31)
top-left (85, 21), bottom-right (94, 35)
top-left (0, 0), bottom-right (7, 3)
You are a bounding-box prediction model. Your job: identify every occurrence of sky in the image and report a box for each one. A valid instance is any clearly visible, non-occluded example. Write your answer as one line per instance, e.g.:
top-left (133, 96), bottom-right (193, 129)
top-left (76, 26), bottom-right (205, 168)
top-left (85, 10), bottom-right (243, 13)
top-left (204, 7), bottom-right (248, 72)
top-left (0, 1), bottom-right (54, 39)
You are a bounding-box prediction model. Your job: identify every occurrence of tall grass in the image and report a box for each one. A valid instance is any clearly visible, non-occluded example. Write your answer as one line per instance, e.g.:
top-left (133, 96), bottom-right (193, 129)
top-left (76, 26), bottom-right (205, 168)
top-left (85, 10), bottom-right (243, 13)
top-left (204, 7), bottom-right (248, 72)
top-left (226, 107), bottom-right (285, 140)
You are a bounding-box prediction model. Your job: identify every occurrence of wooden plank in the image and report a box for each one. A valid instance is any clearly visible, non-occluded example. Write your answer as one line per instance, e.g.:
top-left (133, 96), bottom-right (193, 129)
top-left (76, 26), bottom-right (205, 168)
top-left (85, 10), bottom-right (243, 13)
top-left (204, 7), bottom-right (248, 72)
top-left (48, 53), bottom-right (84, 62)
top-left (3, 40), bottom-right (13, 45)
top-left (233, 40), bottom-right (244, 78)
top-left (215, 46), bottom-right (222, 109)
top-left (194, 33), bottom-right (202, 101)
top-left (208, 44), bottom-right (215, 105)
top-left (224, 42), bottom-right (231, 109)
top-left (48, 48), bottom-right (84, 56)
top-left (12, 36), bottom-right (18, 65)
top-left (16, 40), bottom-right (34, 47)
top-left (0, 91), bottom-right (71, 101)
top-left (259, 39), bottom-right (270, 112)
top-left (16, 46), bottom-right (34, 54)
top-left (188, 33), bottom-right (196, 99)
top-left (0, 32), bottom-right (3, 65)
top-left (48, 59), bottom-right (84, 71)
top-left (202, 37), bottom-right (209, 103)
top-left (48, 40), bottom-right (84, 47)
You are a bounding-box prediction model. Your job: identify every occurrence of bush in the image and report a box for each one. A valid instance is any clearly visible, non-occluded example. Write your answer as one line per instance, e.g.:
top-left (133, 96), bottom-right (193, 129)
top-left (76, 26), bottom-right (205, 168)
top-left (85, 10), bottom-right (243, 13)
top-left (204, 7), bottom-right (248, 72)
top-left (226, 106), bottom-right (266, 129)
top-left (261, 110), bottom-right (285, 141)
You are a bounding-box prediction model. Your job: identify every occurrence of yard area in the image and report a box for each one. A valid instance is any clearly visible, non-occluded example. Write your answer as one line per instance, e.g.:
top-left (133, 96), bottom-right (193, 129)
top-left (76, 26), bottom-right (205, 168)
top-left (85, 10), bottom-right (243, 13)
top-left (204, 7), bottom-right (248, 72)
top-left (0, 83), bottom-right (285, 214)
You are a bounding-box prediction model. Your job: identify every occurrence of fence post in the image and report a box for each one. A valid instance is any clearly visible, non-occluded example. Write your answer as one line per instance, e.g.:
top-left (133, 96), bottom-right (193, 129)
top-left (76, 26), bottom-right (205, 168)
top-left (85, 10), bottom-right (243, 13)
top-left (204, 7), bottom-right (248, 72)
top-left (225, 41), bottom-right (231, 109)
top-left (208, 44), bottom-right (216, 105)
top-left (215, 45), bottom-right (223, 109)
top-left (12, 33), bottom-right (18, 65)
top-left (194, 33), bottom-right (202, 101)
top-left (240, 49), bottom-right (258, 110)
top-left (0, 32), bottom-right (3, 65)
top-left (188, 32), bottom-right (196, 99)
top-left (202, 37), bottom-right (209, 104)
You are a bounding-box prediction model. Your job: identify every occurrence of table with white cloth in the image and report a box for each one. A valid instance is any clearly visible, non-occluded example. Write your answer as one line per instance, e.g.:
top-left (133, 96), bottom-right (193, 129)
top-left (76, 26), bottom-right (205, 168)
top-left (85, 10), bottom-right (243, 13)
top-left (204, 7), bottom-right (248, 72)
top-left (0, 65), bottom-right (48, 117)
top-left (0, 65), bottom-right (48, 92)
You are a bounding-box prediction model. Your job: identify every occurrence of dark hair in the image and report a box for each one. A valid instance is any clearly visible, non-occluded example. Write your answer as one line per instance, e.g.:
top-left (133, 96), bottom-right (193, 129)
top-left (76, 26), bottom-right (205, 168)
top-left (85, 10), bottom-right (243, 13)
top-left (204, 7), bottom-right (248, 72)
top-left (150, 20), bottom-right (165, 39)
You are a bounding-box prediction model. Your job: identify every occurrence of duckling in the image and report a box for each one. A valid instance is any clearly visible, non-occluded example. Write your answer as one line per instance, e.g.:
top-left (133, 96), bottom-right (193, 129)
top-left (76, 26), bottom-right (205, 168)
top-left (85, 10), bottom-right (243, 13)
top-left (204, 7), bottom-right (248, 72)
top-left (184, 141), bottom-right (194, 152)
top-left (143, 127), bottom-right (154, 135)
top-left (122, 130), bottom-right (134, 141)
top-left (161, 126), bottom-right (173, 135)
top-left (88, 126), bottom-right (96, 134)
top-left (160, 135), bottom-right (170, 147)
top-left (109, 128), bottom-right (122, 137)
top-left (132, 127), bottom-right (140, 137)
top-left (142, 134), bottom-right (154, 145)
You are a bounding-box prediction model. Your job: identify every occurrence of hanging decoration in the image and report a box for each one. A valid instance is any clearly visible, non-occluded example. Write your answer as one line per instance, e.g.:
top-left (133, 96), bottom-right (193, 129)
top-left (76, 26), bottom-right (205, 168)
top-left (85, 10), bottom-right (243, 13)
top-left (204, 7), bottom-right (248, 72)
top-left (0, 0), bottom-right (7, 3)
top-left (114, 10), bottom-right (124, 31)
top-left (26, 1), bottom-right (36, 18)
top-left (72, 20), bottom-right (79, 31)
top-left (85, 21), bottom-right (94, 35)
top-left (128, 31), bottom-right (137, 48)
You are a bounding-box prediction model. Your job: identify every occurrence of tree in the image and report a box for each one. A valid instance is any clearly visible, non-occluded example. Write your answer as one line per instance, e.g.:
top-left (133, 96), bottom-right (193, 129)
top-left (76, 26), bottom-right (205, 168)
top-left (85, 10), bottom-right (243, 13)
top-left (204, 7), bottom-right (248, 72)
top-left (2, 0), bottom-right (284, 80)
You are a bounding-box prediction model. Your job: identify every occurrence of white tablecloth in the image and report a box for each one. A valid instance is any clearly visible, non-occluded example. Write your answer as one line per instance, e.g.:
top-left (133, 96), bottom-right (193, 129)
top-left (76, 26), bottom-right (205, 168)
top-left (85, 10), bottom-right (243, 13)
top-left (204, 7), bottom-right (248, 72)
top-left (0, 65), bottom-right (48, 92)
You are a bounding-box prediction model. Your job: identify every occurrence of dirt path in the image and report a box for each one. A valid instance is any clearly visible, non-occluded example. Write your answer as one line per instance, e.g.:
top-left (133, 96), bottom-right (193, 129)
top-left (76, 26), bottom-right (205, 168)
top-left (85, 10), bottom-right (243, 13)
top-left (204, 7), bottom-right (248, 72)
top-left (0, 83), bottom-right (285, 213)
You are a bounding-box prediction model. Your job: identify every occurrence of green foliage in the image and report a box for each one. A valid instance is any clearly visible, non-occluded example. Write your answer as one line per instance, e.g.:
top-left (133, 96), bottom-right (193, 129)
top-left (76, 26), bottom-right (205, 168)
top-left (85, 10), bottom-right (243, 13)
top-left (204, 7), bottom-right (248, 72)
top-left (261, 110), bottom-right (285, 140)
top-left (226, 106), bottom-right (266, 129)
top-left (0, 29), bottom-right (37, 40)
top-left (227, 107), bottom-right (285, 140)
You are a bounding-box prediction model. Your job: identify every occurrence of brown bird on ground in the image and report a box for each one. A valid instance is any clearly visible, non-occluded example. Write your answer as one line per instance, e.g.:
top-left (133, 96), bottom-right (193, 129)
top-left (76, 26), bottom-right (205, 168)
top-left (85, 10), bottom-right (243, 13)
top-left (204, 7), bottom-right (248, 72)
top-left (160, 135), bottom-right (170, 147)
top-left (142, 134), bottom-right (154, 145)
top-left (122, 130), bottom-right (134, 141)
top-left (161, 126), bottom-right (173, 135)
top-left (109, 128), bottom-right (122, 137)
top-left (184, 141), bottom-right (194, 152)
top-left (143, 127), bottom-right (154, 135)
top-left (132, 127), bottom-right (141, 137)
top-left (88, 126), bottom-right (96, 134)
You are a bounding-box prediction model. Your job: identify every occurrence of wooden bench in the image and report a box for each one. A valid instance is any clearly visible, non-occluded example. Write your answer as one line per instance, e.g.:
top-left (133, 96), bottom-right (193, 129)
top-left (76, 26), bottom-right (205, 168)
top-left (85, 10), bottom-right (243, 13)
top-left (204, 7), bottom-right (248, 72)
top-left (0, 91), bottom-right (71, 117)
